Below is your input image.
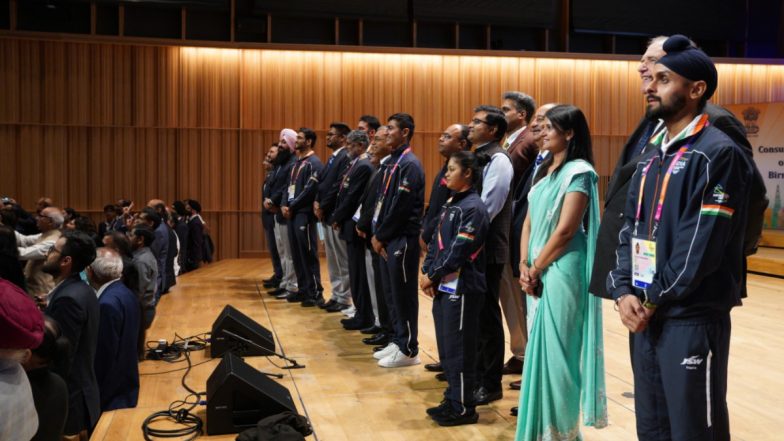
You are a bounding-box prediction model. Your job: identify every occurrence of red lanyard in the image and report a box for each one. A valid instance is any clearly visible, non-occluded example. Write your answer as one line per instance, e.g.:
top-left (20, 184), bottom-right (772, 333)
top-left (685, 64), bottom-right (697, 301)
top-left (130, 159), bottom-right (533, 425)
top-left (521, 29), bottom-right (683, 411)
top-left (338, 157), bottom-right (358, 195)
top-left (380, 146), bottom-right (412, 199)
top-left (634, 116), bottom-right (709, 238)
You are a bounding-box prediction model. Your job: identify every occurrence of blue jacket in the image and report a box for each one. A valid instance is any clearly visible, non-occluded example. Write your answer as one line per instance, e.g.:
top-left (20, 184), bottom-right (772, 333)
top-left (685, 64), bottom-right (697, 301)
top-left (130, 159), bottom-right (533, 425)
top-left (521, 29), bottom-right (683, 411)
top-left (282, 153), bottom-right (324, 215)
top-left (330, 156), bottom-right (374, 241)
top-left (422, 161), bottom-right (452, 245)
top-left (373, 144), bottom-right (425, 242)
top-left (94, 280), bottom-right (141, 411)
top-left (271, 155), bottom-right (296, 224)
top-left (422, 189), bottom-right (489, 294)
top-left (317, 147), bottom-right (352, 220)
top-left (608, 120), bottom-right (754, 319)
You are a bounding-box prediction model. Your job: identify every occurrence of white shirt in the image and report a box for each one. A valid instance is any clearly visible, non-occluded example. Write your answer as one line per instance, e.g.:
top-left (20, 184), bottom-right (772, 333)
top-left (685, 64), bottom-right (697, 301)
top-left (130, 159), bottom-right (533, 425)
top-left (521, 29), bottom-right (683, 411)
top-left (658, 114), bottom-right (703, 153)
top-left (504, 125), bottom-right (527, 148)
top-left (15, 230), bottom-right (58, 261)
top-left (96, 278), bottom-right (122, 299)
top-left (332, 146), bottom-right (346, 157)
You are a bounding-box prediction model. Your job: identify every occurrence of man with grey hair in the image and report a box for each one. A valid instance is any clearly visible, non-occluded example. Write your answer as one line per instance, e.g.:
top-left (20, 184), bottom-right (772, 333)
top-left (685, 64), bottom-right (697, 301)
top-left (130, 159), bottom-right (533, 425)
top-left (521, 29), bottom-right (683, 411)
top-left (15, 206), bottom-right (64, 298)
top-left (330, 130), bottom-right (376, 327)
top-left (87, 247), bottom-right (141, 411)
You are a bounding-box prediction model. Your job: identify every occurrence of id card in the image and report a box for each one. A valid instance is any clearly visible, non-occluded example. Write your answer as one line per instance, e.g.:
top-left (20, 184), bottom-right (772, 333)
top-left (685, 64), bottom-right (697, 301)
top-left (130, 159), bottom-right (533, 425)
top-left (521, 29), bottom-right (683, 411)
top-left (438, 272), bottom-right (459, 294)
top-left (372, 200), bottom-right (383, 224)
top-left (287, 184), bottom-right (296, 201)
top-left (632, 238), bottom-right (656, 289)
top-left (352, 204), bottom-right (362, 222)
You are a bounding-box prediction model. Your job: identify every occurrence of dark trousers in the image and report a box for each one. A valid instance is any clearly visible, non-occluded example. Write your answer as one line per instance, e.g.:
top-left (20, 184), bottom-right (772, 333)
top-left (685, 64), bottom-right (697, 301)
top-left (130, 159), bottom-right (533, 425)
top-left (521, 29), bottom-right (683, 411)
top-left (263, 213), bottom-right (283, 279)
top-left (347, 234), bottom-right (373, 327)
top-left (370, 249), bottom-right (393, 334)
top-left (288, 213), bottom-right (322, 298)
top-left (378, 235), bottom-right (420, 357)
top-left (435, 287), bottom-right (483, 413)
top-left (634, 314), bottom-right (731, 441)
top-left (475, 262), bottom-right (505, 392)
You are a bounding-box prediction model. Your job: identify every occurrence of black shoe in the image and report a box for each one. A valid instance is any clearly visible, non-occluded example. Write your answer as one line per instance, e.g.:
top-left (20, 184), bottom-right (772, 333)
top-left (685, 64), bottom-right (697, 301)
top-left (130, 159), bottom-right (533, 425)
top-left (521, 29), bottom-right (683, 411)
top-left (362, 333), bottom-right (389, 346)
top-left (268, 287), bottom-right (286, 296)
top-left (435, 372), bottom-right (446, 382)
top-left (360, 325), bottom-right (382, 335)
top-left (262, 277), bottom-right (281, 288)
top-left (502, 356), bottom-right (524, 375)
top-left (432, 407), bottom-right (479, 427)
top-left (343, 320), bottom-right (371, 331)
top-left (373, 345), bottom-right (387, 352)
top-left (426, 399), bottom-right (450, 417)
top-left (262, 275), bottom-right (280, 284)
top-left (510, 407), bottom-right (518, 417)
top-left (325, 302), bottom-right (350, 313)
top-left (319, 299), bottom-right (337, 310)
top-left (424, 362), bottom-right (443, 372)
top-left (286, 292), bottom-right (306, 303)
top-left (301, 295), bottom-right (325, 307)
top-left (473, 387), bottom-right (503, 406)
top-left (275, 291), bottom-right (291, 300)
top-left (339, 317), bottom-right (355, 325)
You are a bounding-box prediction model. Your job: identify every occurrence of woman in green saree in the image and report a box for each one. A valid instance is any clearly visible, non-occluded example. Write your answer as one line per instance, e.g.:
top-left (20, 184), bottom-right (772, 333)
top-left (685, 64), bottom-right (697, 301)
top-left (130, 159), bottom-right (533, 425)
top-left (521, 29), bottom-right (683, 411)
top-left (516, 105), bottom-right (608, 440)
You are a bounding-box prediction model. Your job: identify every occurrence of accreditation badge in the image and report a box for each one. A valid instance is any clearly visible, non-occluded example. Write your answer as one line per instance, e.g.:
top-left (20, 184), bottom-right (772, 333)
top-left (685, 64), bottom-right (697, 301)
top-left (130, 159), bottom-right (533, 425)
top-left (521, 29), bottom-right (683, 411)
top-left (438, 271), bottom-right (460, 295)
top-left (351, 204), bottom-right (362, 222)
top-left (372, 199), bottom-right (383, 224)
top-left (632, 237), bottom-right (656, 289)
top-left (287, 184), bottom-right (296, 201)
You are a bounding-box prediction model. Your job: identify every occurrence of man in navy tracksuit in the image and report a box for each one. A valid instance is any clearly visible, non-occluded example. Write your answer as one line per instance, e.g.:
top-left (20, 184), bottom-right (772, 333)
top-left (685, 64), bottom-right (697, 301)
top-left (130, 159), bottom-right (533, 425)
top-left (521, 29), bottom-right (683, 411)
top-left (330, 130), bottom-right (375, 329)
top-left (371, 113), bottom-right (425, 368)
top-left (608, 35), bottom-right (754, 441)
top-left (421, 161), bottom-right (489, 426)
top-left (282, 127), bottom-right (325, 307)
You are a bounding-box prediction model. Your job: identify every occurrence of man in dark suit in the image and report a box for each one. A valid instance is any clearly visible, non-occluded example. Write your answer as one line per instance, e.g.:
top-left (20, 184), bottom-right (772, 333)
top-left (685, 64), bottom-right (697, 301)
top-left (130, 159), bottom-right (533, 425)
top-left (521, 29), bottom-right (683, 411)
top-left (261, 143), bottom-right (284, 288)
top-left (591, 36), bottom-right (755, 302)
top-left (184, 199), bottom-right (205, 272)
top-left (88, 247), bottom-right (141, 412)
top-left (498, 91), bottom-right (539, 378)
top-left (42, 230), bottom-right (101, 437)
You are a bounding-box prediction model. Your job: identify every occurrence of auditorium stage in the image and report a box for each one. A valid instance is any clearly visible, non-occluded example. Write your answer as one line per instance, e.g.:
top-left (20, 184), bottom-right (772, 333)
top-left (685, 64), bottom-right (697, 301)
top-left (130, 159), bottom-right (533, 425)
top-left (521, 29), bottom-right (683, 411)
top-left (92, 259), bottom-right (784, 441)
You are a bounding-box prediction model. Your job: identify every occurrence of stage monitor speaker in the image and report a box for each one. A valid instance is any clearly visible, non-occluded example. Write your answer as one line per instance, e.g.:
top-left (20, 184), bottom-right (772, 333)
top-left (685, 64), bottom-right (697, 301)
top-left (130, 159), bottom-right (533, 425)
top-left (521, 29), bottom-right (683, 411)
top-left (206, 352), bottom-right (297, 435)
top-left (210, 305), bottom-right (275, 358)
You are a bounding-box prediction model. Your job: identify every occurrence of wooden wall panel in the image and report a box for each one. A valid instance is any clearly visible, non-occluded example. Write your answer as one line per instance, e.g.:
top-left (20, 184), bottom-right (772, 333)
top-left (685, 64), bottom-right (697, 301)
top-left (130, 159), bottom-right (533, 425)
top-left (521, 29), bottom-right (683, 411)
top-left (3, 36), bottom-right (784, 260)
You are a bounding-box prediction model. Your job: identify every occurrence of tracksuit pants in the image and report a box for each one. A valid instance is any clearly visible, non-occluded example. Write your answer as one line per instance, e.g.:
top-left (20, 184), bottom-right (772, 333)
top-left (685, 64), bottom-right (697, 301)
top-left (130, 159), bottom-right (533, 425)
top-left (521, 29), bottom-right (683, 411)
top-left (346, 232), bottom-right (373, 326)
top-left (378, 235), bottom-right (420, 357)
top-left (633, 314), bottom-right (731, 441)
top-left (435, 287), bottom-right (483, 413)
top-left (273, 222), bottom-right (298, 293)
top-left (288, 213), bottom-right (322, 299)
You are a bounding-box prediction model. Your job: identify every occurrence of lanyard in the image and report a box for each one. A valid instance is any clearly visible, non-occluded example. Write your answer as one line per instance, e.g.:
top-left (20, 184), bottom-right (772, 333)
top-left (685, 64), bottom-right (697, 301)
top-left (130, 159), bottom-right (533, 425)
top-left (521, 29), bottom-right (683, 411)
top-left (379, 146), bottom-right (412, 199)
top-left (290, 151), bottom-right (315, 184)
top-left (634, 144), bottom-right (689, 236)
top-left (435, 194), bottom-right (483, 261)
top-left (338, 157), bottom-right (358, 195)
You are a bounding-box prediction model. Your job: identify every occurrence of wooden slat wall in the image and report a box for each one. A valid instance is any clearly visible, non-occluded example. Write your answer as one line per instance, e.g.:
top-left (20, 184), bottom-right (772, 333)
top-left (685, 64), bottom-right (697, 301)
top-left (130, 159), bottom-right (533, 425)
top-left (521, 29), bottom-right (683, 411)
top-left (2, 37), bottom-right (784, 259)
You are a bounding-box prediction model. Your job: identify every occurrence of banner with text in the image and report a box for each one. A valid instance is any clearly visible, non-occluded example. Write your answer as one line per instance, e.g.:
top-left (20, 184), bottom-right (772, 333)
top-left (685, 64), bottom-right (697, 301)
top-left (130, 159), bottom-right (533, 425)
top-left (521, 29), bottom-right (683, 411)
top-left (727, 103), bottom-right (784, 230)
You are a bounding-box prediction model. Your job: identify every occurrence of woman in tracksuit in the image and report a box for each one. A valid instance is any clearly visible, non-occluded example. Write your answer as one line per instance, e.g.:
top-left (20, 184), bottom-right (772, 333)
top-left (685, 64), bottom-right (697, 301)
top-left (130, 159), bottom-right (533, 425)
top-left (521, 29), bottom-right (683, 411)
top-left (420, 150), bottom-right (490, 427)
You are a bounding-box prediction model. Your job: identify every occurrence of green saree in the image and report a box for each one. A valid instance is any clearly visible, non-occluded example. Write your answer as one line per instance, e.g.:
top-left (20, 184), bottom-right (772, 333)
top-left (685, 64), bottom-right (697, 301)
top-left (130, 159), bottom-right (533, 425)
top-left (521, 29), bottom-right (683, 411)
top-left (515, 159), bottom-right (608, 441)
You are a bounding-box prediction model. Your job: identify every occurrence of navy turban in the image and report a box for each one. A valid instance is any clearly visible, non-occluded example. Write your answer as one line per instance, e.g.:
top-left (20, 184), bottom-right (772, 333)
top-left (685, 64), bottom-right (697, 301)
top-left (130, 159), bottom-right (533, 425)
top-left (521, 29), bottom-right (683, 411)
top-left (658, 34), bottom-right (718, 100)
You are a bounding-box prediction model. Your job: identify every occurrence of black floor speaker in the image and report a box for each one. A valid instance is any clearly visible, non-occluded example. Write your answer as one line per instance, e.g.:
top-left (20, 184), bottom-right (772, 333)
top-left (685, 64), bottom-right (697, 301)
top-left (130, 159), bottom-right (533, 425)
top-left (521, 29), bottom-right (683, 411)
top-left (210, 305), bottom-right (275, 358)
top-left (206, 352), bottom-right (297, 435)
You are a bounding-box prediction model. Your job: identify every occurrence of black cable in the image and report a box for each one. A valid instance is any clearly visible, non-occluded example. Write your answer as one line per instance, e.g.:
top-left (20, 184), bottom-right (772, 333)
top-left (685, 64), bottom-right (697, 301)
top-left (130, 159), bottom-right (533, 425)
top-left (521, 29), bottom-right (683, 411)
top-left (141, 338), bottom-right (207, 439)
top-left (140, 358), bottom-right (215, 376)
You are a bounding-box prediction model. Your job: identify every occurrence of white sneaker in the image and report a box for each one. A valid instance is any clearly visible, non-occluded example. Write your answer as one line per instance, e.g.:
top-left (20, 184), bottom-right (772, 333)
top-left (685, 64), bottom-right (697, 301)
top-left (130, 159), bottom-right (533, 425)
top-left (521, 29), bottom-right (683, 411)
top-left (373, 343), bottom-right (398, 360)
top-left (378, 347), bottom-right (421, 368)
top-left (341, 306), bottom-right (357, 317)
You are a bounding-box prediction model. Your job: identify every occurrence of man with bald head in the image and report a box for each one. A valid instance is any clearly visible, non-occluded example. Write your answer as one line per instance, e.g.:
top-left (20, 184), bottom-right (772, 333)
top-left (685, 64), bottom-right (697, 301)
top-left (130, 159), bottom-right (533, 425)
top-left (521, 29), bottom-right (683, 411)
top-left (88, 247), bottom-right (140, 411)
top-left (15, 206), bottom-right (64, 298)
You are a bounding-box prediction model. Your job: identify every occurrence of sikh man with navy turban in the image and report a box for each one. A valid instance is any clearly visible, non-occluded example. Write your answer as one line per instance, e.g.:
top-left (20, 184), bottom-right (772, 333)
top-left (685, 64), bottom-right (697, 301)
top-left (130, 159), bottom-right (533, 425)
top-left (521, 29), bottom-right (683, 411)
top-left (607, 35), bottom-right (757, 441)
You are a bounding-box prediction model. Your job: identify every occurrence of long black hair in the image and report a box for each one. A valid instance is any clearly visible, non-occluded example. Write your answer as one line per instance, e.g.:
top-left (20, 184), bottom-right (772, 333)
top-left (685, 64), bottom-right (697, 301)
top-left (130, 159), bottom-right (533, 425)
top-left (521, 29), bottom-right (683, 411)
top-left (534, 104), bottom-right (594, 184)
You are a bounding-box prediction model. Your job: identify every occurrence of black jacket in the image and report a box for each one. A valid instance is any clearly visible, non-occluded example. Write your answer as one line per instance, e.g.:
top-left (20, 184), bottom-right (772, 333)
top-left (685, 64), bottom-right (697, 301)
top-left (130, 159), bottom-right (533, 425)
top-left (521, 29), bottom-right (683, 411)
top-left (607, 121), bottom-right (754, 319)
top-left (46, 274), bottom-right (101, 434)
top-left (422, 189), bottom-right (489, 294)
top-left (373, 144), bottom-right (425, 242)
top-left (316, 147), bottom-right (351, 220)
top-left (282, 153), bottom-right (324, 215)
top-left (356, 162), bottom-right (385, 240)
top-left (421, 161), bottom-right (452, 245)
top-left (330, 156), bottom-right (374, 242)
top-left (271, 156), bottom-right (296, 224)
top-left (591, 103), bottom-right (757, 299)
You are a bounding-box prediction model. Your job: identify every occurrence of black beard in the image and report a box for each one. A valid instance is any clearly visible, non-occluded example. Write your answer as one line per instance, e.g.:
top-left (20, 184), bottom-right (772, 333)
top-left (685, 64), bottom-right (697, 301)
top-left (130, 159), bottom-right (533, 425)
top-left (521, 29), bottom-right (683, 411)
top-left (41, 260), bottom-right (61, 278)
top-left (645, 93), bottom-right (686, 120)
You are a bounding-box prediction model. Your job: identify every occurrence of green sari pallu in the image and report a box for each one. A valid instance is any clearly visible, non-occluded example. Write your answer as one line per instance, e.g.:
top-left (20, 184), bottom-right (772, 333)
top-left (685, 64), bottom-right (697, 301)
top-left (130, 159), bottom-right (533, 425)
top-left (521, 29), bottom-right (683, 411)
top-left (516, 159), bottom-right (608, 441)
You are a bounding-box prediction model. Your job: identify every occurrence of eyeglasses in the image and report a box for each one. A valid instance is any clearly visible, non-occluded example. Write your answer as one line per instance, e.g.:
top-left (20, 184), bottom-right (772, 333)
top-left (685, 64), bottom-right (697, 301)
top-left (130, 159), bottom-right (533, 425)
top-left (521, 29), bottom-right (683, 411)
top-left (439, 133), bottom-right (453, 140)
top-left (471, 118), bottom-right (490, 126)
top-left (47, 246), bottom-right (63, 257)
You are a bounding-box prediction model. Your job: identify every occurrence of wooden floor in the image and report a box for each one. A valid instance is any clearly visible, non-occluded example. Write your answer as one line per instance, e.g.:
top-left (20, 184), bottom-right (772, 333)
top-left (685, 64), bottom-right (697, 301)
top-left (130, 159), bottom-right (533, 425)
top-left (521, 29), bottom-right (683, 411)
top-left (92, 259), bottom-right (784, 441)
